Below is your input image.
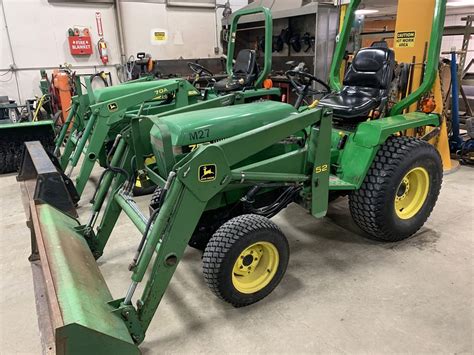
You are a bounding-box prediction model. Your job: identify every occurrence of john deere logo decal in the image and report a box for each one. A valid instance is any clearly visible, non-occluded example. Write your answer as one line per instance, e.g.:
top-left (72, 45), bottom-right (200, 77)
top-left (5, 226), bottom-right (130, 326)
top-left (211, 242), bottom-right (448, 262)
top-left (108, 102), bottom-right (118, 112)
top-left (199, 164), bottom-right (216, 182)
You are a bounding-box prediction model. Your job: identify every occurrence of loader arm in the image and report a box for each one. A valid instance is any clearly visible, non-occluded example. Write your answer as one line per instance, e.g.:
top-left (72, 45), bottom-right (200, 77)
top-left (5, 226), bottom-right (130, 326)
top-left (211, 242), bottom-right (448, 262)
top-left (67, 79), bottom-right (197, 196)
top-left (108, 106), bottom-right (333, 338)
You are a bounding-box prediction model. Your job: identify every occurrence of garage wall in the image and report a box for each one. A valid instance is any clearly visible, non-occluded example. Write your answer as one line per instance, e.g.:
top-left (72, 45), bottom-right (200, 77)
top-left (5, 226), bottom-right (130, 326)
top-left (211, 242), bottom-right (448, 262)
top-left (0, 0), bottom-right (247, 103)
top-left (121, 0), bottom-right (248, 59)
top-left (0, 0), bottom-right (121, 103)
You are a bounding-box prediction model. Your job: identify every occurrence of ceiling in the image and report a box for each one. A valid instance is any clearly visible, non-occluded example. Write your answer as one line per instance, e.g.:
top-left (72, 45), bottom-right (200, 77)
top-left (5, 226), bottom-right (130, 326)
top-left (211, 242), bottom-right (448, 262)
top-left (359, 0), bottom-right (474, 18)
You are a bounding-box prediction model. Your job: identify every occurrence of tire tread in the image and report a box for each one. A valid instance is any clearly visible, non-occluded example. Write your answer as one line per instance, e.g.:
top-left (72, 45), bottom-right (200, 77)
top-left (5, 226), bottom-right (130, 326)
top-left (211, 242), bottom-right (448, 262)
top-left (349, 136), bottom-right (442, 242)
top-left (202, 214), bottom-right (284, 307)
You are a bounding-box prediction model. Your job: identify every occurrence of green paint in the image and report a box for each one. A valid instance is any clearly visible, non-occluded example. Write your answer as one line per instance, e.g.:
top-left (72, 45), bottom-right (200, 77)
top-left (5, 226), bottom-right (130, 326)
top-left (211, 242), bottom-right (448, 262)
top-left (37, 204), bottom-right (138, 354)
top-left (226, 7), bottom-right (272, 88)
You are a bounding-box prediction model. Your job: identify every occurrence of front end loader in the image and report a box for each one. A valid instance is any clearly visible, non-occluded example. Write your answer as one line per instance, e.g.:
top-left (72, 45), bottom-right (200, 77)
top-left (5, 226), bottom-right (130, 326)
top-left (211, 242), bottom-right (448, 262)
top-left (16, 0), bottom-right (447, 353)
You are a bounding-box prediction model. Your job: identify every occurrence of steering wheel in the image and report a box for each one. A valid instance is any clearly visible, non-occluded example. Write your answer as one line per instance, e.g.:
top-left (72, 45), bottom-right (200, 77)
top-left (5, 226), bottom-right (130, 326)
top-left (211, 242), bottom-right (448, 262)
top-left (187, 62), bottom-right (214, 77)
top-left (286, 70), bottom-right (331, 94)
top-left (286, 70), bottom-right (331, 109)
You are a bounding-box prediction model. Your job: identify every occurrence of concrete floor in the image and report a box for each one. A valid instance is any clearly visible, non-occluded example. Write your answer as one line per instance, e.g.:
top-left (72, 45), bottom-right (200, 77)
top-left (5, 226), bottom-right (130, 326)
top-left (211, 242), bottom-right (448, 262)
top-left (0, 165), bottom-right (473, 354)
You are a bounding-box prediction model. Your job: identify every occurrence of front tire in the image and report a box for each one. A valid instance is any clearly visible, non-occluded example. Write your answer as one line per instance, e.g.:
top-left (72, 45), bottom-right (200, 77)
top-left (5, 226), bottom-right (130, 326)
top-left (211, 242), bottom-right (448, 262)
top-left (202, 214), bottom-right (289, 307)
top-left (349, 136), bottom-right (442, 242)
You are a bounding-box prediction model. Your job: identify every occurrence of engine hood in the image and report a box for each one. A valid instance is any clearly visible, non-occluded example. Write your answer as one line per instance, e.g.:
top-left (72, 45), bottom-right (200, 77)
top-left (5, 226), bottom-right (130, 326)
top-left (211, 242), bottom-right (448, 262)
top-left (150, 100), bottom-right (298, 149)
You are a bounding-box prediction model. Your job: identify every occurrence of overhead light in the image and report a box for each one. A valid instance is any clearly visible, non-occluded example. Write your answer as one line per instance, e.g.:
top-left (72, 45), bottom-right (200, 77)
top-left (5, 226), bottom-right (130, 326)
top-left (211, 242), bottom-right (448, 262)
top-left (355, 9), bottom-right (380, 15)
top-left (447, 0), bottom-right (474, 6)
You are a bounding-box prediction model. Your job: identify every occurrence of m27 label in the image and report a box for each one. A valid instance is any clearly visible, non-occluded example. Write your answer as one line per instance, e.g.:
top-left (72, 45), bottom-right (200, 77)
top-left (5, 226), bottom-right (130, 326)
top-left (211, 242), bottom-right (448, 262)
top-left (189, 128), bottom-right (210, 142)
top-left (395, 31), bottom-right (416, 48)
top-left (199, 164), bottom-right (216, 182)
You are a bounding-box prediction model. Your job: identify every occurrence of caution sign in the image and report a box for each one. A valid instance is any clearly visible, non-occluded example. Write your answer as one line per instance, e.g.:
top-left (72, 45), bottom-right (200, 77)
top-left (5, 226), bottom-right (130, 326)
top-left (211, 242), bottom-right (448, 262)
top-left (153, 31), bottom-right (166, 41)
top-left (151, 28), bottom-right (168, 45)
top-left (396, 31), bottom-right (416, 48)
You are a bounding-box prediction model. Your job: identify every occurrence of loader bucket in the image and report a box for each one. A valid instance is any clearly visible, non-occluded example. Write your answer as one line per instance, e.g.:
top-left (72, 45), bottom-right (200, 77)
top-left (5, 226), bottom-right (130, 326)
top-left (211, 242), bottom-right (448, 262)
top-left (17, 141), bottom-right (79, 217)
top-left (18, 142), bottom-right (140, 354)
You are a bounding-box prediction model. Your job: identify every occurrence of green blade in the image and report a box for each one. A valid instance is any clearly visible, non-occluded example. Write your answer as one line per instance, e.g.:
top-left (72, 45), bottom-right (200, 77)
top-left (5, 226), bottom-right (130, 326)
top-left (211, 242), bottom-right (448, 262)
top-left (33, 203), bottom-right (139, 354)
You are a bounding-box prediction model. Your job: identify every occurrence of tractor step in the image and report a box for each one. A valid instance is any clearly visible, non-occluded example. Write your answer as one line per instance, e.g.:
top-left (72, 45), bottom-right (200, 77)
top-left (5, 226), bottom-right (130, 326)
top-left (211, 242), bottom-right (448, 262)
top-left (328, 174), bottom-right (357, 190)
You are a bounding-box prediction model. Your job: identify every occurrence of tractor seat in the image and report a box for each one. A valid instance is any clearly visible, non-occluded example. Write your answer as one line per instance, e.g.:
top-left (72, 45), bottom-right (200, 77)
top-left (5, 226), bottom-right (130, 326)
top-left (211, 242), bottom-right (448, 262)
top-left (214, 49), bottom-right (259, 92)
top-left (319, 44), bottom-right (395, 120)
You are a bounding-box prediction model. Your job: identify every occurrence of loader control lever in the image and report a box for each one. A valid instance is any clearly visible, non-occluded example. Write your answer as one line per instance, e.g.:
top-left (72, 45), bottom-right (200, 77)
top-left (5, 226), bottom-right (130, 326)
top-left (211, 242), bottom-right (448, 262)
top-left (286, 70), bottom-right (331, 109)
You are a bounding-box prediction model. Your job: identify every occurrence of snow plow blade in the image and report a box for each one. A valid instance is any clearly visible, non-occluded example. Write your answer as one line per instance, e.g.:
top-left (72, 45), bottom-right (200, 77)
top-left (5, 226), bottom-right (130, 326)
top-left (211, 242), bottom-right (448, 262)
top-left (17, 142), bottom-right (140, 355)
top-left (0, 120), bottom-right (55, 174)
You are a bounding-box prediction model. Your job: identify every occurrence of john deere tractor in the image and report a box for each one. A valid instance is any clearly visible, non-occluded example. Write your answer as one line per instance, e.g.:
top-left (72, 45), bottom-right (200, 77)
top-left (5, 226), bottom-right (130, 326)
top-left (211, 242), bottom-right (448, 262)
top-left (54, 7), bottom-right (279, 199)
top-left (17, 0), bottom-right (446, 353)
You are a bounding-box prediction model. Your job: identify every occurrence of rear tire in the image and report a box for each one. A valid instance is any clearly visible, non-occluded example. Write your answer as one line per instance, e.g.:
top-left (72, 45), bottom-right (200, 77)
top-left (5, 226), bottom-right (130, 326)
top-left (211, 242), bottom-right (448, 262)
top-left (349, 136), bottom-right (442, 242)
top-left (202, 214), bottom-right (289, 307)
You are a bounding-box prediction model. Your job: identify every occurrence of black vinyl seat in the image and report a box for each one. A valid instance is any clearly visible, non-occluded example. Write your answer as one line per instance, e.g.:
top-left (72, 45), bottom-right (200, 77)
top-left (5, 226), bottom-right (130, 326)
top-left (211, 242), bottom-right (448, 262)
top-left (319, 44), bottom-right (395, 120)
top-left (214, 49), bottom-right (259, 92)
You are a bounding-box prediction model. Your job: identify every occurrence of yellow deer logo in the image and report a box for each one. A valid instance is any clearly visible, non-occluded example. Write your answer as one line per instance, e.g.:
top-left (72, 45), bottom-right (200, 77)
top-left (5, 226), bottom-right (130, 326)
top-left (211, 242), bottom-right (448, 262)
top-left (202, 167), bottom-right (213, 177)
top-left (199, 164), bottom-right (216, 182)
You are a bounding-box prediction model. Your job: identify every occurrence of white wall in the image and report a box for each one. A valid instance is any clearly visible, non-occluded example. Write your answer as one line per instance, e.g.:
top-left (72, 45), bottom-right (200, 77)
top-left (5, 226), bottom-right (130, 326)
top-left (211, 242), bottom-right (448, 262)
top-left (0, 0), bottom-right (247, 103)
top-left (0, 0), bottom-right (121, 103)
top-left (120, 0), bottom-right (247, 59)
top-left (120, 2), bottom-right (219, 59)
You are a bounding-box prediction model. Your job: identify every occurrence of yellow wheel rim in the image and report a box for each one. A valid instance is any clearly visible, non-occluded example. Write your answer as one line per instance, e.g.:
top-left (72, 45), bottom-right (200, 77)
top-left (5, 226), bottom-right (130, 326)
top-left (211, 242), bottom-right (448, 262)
top-left (394, 167), bottom-right (430, 220)
top-left (232, 242), bottom-right (279, 294)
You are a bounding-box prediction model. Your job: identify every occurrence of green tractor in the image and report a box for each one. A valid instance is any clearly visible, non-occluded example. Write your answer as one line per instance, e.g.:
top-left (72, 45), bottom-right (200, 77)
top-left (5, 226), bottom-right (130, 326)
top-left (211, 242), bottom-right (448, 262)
top-left (54, 7), bottom-right (279, 199)
top-left (17, 0), bottom-right (446, 353)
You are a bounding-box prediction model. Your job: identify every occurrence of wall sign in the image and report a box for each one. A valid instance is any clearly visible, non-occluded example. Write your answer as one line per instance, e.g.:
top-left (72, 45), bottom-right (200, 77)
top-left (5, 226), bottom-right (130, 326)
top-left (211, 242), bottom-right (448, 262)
top-left (151, 28), bottom-right (168, 45)
top-left (395, 31), bottom-right (416, 48)
top-left (68, 36), bottom-right (93, 55)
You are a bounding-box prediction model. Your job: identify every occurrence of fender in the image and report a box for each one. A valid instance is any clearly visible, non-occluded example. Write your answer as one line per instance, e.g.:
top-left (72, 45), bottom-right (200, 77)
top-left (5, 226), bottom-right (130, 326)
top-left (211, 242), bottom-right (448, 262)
top-left (337, 112), bottom-right (440, 187)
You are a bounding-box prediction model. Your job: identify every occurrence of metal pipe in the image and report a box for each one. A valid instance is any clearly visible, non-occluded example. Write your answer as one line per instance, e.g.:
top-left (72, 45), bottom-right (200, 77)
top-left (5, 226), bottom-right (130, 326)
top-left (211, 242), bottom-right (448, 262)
top-left (115, 192), bottom-right (148, 234)
top-left (329, 0), bottom-right (362, 91)
top-left (449, 50), bottom-right (463, 150)
top-left (54, 102), bottom-right (78, 155)
top-left (114, 0), bottom-right (127, 66)
top-left (92, 136), bottom-right (127, 210)
top-left (1, 0), bottom-right (21, 103)
top-left (124, 281), bottom-right (138, 305)
top-left (231, 171), bottom-right (309, 183)
top-left (0, 64), bottom-right (117, 72)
